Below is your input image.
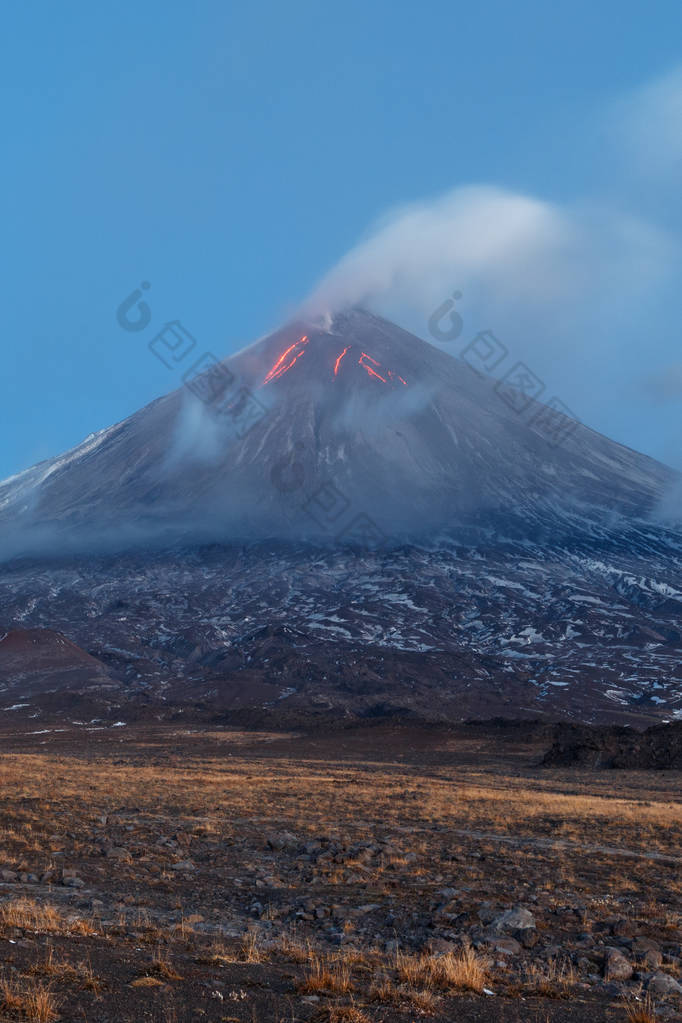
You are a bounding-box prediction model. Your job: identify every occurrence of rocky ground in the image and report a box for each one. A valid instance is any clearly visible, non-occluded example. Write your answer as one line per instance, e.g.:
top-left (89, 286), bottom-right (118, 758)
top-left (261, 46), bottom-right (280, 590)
top-left (3, 529), bottom-right (682, 731)
top-left (0, 720), bottom-right (678, 1022)
top-left (543, 721), bottom-right (682, 769)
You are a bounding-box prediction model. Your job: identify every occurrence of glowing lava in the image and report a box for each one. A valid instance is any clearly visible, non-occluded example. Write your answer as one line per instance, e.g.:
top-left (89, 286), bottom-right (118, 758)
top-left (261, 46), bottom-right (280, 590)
top-left (261, 335), bottom-right (309, 386)
top-left (388, 369), bottom-right (408, 387)
top-left (358, 352), bottom-right (387, 383)
top-left (334, 346), bottom-right (351, 375)
top-left (262, 336), bottom-right (408, 389)
top-left (355, 351), bottom-right (406, 386)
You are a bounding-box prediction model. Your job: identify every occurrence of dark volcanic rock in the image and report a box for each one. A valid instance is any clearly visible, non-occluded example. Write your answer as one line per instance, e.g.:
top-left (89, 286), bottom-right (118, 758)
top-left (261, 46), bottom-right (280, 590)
top-left (542, 721), bottom-right (682, 769)
top-left (0, 309), bottom-right (681, 725)
top-left (0, 628), bottom-right (114, 693)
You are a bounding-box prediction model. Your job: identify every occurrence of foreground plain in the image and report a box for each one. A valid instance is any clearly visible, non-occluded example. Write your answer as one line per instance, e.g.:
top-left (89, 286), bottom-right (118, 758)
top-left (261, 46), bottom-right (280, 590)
top-left (0, 721), bottom-right (678, 1022)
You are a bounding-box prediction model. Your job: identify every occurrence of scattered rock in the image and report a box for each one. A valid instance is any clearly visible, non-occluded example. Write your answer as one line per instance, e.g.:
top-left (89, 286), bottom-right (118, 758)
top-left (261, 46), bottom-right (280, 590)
top-left (171, 860), bottom-right (196, 872)
top-left (514, 926), bottom-right (538, 948)
top-left (492, 907), bottom-right (536, 932)
top-left (613, 918), bottom-right (636, 938)
top-left (643, 949), bottom-right (663, 970)
top-left (633, 936), bottom-right (661, 955)
top-left (647, 972), bottom-right (682, 996)
top-left (266, 832), bottom-right (298, 853)
top-left (105, 847), bottom-right (132, 862)
top-left (487, 935), bottom-right (521, 955)
top-left (477, 902), bottom-right (498, 925)
top-left (604, 948), bottom-right (633, 981)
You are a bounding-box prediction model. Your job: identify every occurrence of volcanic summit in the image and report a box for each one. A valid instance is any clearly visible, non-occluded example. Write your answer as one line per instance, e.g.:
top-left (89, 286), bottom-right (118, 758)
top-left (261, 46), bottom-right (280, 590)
top-left (1, 309), bottom-right (681, 727)
top-left (0, 308), bottom-right (676, 558)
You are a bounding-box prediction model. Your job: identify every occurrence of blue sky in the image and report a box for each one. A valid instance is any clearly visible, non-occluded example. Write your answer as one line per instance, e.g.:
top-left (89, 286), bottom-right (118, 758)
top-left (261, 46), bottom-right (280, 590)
top-left (3, 1), bottom-right (682, 479)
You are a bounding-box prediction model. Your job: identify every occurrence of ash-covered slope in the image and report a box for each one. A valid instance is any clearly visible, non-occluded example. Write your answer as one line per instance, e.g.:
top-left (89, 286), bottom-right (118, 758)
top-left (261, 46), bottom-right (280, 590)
top-left (0, 309), bottom-right (676, 558)
top-left (2, 534), bottom-right (682, 727)
top-left (0, 628), bottom-right (113, 693)
top-left (1, 309), bottom-right (682, 728)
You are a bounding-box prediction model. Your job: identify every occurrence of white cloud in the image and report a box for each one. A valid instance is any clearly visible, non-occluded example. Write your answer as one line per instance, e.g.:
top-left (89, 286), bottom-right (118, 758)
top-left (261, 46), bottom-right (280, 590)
top-left (300, 185), bottom-right (674, 354)
top-left (303, 186), bottom-right (576, 318)
top-left (610, 66), bottom-right (682, 178)
top-left (293, 67), bottom-right (682, 472)
top-left (164, 392), bottom-right (226, 468)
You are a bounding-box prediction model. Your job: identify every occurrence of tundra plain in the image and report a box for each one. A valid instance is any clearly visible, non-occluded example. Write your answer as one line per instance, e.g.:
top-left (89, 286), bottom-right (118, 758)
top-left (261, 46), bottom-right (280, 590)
top-left (0, 721), bottom-right (678, 1023)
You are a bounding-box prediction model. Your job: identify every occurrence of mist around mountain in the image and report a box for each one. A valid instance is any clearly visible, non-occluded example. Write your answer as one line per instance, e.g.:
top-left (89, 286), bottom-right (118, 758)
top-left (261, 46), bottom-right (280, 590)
top-left (0, 309), bottom-right (679, 562)
top-left (1, 310), bottom-right (682, 727)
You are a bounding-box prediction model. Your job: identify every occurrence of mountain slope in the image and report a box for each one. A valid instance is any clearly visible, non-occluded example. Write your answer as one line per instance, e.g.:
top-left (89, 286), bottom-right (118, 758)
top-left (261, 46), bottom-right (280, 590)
top-left (1, 309), bottom-right (681, 728)
top-left (1, 533), bottom-right (682, 727)
top-left (0, 309), bottom-right (676, 558)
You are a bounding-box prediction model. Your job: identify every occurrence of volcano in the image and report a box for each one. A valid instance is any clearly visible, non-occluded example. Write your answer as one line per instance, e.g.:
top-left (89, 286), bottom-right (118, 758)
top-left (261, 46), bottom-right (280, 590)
top-left (0, 308), bottom-right (676, 557)
top-left (1, 309), bottom-right (682, 727)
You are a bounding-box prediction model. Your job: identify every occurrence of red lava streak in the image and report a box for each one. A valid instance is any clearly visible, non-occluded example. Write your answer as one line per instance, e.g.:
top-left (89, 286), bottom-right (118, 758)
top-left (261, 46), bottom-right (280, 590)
top-left (334, 346), bottom-right (351, 375)
top-left (262, 336), bottom-right (408, 388)
top-left (261, 335), bottom-right (309, 385)
top-left (358, 352), bottom-right (387, 383)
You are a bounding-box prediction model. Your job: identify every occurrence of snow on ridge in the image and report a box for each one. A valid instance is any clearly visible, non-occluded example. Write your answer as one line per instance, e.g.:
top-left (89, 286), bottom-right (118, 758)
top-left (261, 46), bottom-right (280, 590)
top-left (0, 425), bottom-right (120, 510)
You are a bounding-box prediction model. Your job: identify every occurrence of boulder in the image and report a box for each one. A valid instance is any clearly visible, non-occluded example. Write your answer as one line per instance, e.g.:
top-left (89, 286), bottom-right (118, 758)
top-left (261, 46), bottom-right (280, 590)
top-left (647, 972), bottom-right (682, 996)
top-left (266, 832), bottom-right (299, 853)
top-left (604, 948), bottom-right (633, 981)
top-left (492, 907), bottom-right (536, 932)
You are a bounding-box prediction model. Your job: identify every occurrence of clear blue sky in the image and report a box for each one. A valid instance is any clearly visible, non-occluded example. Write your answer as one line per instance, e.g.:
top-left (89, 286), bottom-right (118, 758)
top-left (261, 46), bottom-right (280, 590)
top-left (3, 1), bottom-right (682, 479)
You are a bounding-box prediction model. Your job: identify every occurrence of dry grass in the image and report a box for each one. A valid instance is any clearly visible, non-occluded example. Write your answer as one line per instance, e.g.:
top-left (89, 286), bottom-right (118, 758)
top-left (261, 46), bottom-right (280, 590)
top-left (0, 737), bottom-right (678, 887)
top-left (77, 958), bottom-right (106, 995)
top-left (436, 947), bottom-right (489, 993)
top-left (239, 930), bottom-right (267, 963)
top-left (326, 1006), bottom-right (372, 1023)
top-left (30, 948), bottom-right (104, 995)
top-left (0, 975), bottom-right (60, 1022)
top-left (396, 947), bottom-right (489, 993)
top-left (0, 899), bottom-right (63, 933)
top-left (276, 933), bottom-right (312, 964)
top-left (0, 897), bottom-right (95, 938)
top-left (369, 976), bottom-right (439, 1012)
top-left (171, 915), bottom-right (195, 941)
top-left (26, 946), bottom-right (77, 981)
top-left (0, 741), bottom-right (678, 862)
top-left (523, 957), bottom-right (577, 998)
top-left (197, 932), bottom-right (268, 966)
top-left (338, 947), bottom-right (382, 973)
top-left (130, 975), bottom-right (165, 988)
top-left (198, 941), bottom-right (233, 966)
top-left (366, 946), bottom-right (488, 1013)
top-left (298, 954), bottom-right (354, 995)
top-left (0, 729), bottom-right (677, 1020)
top-left (150, 950), bottom-right (183, 981)
top-left (626, 994), bottom-right (658, 1022)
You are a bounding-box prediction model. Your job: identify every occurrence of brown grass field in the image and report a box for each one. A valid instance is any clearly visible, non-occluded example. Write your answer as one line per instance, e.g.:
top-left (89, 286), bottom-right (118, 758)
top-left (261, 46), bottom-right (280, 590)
top-left (0, 721), bottom-right (677, 1022)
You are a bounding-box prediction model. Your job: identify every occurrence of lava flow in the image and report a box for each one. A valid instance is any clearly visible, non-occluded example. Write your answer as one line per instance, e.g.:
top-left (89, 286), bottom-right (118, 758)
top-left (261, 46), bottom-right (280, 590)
top-left (261, 335), bottom-right (309, 386)
top-left (334, 346), bottom-right (351, 375)
top-left (357, 352), bottom-right (407, 387)
top-left (261, 335), bottom-right (408, 389)
top-left (359, 352), bottom-right (387, 383)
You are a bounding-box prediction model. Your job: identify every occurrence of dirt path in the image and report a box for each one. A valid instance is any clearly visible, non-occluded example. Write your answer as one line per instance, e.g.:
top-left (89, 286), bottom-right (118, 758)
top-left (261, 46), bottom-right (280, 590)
top-left (450, 827), bottom-right (682, 865)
